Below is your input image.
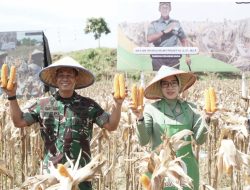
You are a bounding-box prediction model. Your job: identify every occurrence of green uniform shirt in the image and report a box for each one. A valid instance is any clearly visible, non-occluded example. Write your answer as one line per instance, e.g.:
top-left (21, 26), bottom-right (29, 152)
top-left (147, 17), bottom-right (186, 47)
top-left (147, 17), bottom-right (186, 70)
top-left (137, 98), bottom-right (208, 190)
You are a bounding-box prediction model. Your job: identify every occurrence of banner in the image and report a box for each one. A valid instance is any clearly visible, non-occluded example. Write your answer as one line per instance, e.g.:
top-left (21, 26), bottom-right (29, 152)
top-left (117, 1), bottom-right (249, 72)
top-left (0, 30), bottom-right (52, 98)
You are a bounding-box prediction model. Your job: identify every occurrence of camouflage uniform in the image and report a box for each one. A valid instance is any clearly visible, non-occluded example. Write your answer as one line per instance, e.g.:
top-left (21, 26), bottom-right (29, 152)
top-left (23, 91), bottom-right (109, 189)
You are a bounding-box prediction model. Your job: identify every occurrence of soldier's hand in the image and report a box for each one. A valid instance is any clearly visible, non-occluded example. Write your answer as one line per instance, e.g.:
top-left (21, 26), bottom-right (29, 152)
top-left (112, 88), bottom-right (127, 105)
top-left (0, 81), bottom-right (17, 97)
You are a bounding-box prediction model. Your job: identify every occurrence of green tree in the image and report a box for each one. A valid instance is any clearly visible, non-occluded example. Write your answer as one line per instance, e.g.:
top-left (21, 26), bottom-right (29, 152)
top-left (84, 17), bottom-right (111, 48)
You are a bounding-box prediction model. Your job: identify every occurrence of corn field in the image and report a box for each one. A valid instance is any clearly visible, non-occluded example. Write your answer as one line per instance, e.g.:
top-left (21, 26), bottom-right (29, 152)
top-left (0, 73), bottom-right (250, 190)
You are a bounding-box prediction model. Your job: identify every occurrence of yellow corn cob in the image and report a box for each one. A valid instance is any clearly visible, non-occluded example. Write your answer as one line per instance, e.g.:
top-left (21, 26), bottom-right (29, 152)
top-left (57, 164), bottom-right (73, 181)
top-left (131, 84), bottom-right (138, 109)
top-left (209, 87), bottom-right (217, 113)
top-left (6, 66), bottom-right (16, 91)
top-left (113, 74), bottom-right (120, 99)
top-left (137, 86), bottom-right (144, 109)
top-left (140, 173), bottom-right (151, 190)
top-left (204, 89), bottom-right (211, 113)
top-left (119, 73), bottom-right (126, 99)
top-left (1, 63), bottom-right (8, 88)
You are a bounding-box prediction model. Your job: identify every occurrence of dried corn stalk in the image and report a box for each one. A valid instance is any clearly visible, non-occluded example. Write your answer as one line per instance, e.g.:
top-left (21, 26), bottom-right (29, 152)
top-left (21, 150), bottom-right (106, 190)
top-left (139, 130), bottom-right (194, 190)
top-left (216, 139), bottom-right (250, 179)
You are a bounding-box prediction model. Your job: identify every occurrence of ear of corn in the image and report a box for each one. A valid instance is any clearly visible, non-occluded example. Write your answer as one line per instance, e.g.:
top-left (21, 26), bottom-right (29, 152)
top-left (209, 87), bottom-right (217, 112)
top-left (57, 164), bottom-right (73, 181)
top-left (119, 73), bottom-right (126, 99)
top-left (140, 173), bottom-right (151, 190)
top-left (204, 89), bottom-right (211, 113)
top-left (113, 74), bottom-right (120, 99)
top-left (131, 84), bottom-right (138, 109)
top-left (6, 66), bottom-right (16, 91)
top-left (1, 63), bottom-right (8, 88)
top-left (137, 86), bottom-right (144, 109)
top-left (204, 87), bottom-right (217, 113)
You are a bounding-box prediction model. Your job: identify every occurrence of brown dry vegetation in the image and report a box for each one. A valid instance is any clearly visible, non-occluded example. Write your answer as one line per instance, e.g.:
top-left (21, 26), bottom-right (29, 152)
top-left (0, 73), bottom-right (250, 190)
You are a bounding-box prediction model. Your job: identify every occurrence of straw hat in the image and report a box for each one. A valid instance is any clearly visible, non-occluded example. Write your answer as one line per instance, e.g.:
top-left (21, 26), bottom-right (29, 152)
top-left (39, 56), bottom-right (95, 89)
top-left (144, 65), bottom-right (196, 99)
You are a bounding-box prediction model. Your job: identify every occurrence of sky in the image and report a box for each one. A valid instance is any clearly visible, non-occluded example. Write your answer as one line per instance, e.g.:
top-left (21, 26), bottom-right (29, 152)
top-left (0, 0), bottom-right (249, 53)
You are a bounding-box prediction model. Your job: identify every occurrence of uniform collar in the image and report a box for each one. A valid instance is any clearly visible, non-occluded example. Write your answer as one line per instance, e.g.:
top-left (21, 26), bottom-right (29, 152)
top-left (159, 16), bottom-right (172, 23)
top-left (53, 91), bottom-right (77, 101)
top-left (157, 99), bottom-right (175, 117)
top-left (157, 99), bottom-right (187, 118)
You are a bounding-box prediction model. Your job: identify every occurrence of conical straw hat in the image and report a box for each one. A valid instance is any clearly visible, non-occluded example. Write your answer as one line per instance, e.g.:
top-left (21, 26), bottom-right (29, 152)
top-left (144, 65), bottom-right (196, 99)
top-left (39, 56), bottom-right (95, 89)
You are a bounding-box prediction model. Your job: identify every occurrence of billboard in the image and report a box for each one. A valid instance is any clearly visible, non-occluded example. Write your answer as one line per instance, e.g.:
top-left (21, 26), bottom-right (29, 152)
top-left (0, 30), bottom-right (52, 98)
top-left (117, 2), bottom-right (250, 72)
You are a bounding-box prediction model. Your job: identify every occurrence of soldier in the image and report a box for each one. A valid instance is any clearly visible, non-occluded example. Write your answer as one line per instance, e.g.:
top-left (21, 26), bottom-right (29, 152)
top-left (1, 56), bottom-right (125, 190)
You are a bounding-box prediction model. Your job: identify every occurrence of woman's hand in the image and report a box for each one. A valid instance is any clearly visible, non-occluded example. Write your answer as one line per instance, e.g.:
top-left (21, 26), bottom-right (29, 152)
top-left (129, 100), bottom-right (144, 120)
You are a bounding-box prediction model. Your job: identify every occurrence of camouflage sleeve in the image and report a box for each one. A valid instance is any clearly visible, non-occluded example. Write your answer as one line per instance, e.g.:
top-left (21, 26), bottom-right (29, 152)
top-left (92, 101), bottom-right (109, 128)
top-left (96, 112), bottom-right (110, 127)
top-left (22, 99), bottom-right (40, 126)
